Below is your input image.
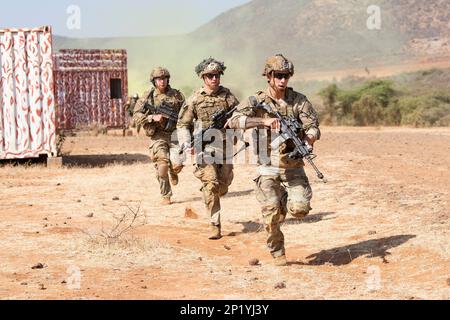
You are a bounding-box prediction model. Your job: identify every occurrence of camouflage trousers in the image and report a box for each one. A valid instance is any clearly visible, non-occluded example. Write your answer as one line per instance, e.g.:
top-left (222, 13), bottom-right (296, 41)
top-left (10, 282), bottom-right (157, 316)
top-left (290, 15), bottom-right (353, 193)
top-left (254, 167), bottom-right (313, 258)
top-left (149, 139), bottom-right (183, 199)
top-left (193, 163), bottom-right (234, 227)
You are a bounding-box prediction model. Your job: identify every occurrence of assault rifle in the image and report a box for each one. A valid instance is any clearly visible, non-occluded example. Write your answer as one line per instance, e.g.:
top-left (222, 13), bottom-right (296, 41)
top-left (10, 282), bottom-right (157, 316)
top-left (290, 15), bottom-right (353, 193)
top-left (180, 106), bottom-right (249, 158)
top-left (143, 102), bottom-right (179, 131)
top-left (249, 97), bottom-right (326, 181)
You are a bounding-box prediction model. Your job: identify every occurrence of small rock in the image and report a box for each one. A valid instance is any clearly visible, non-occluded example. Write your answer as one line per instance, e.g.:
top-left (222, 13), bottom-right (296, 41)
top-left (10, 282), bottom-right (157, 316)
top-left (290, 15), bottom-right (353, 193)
top-left (67, 217), bottom-right (72, 220)
top-left (20, 282), bottom-right (28, 286)
top-left (274, 282), bottom-right (286, 289)
top-left (56, 183), bottom-right (61, 186)
top-left (249, 258), bottom-right (260, 266)
top-left (224, 245), bottom-right (231, 251)
top-left (368, 231), bottom-right (377, 235)
top-left (141, 286), bottom-right (148, 289)
top-left (112, 197), bottom-right (120, 201)
top-left (446, 278), bottom-right (450, 286)
top-left (198, 257), bottom-right (203, 261)
top-left (86, 213), bottom-right (94, 218)
top-left (77, 200), bottom-right (81, 203)
top-left (32, 263), bottom-right (46, 270)
top-left (184, 207), bottom-right (199, 219)
top-left (61, 280), bottom-right (67, 284)
top-left (43, 217), bottom-right (48, 221)
top-left (176, 240), bottom-right (181, 244)
top-left (39, 284), bottom-right (46, 290)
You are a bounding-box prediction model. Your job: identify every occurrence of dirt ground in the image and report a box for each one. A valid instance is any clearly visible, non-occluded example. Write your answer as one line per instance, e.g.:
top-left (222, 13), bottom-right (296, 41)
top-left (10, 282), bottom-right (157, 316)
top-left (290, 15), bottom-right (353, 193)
top-left (0, 126), bottom-right (449, 300)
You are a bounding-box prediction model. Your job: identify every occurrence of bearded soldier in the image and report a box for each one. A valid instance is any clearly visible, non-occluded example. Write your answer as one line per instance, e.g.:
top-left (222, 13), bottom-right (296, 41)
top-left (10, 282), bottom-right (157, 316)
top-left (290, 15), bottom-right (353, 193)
top-left (227, 54), bottom-right (321, 266)
top-left (177, 58), bottom-right (240, 240)
top-left (134, 67), bottom-right (185, 205)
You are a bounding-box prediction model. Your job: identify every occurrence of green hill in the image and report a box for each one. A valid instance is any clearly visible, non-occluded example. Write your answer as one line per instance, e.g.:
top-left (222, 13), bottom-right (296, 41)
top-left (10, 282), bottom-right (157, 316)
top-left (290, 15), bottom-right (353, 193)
top-left (53, 0), bottom-right (450, 97)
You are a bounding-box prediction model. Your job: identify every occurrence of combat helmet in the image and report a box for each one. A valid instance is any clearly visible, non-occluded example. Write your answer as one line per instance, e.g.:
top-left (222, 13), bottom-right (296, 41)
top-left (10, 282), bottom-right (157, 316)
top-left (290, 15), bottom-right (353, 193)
top-left (262, 54), bottom-right (294, 77)
top-left (150, 67), bottom-right (171, 83)
top-left (195, 58), bottom-right (226, 78)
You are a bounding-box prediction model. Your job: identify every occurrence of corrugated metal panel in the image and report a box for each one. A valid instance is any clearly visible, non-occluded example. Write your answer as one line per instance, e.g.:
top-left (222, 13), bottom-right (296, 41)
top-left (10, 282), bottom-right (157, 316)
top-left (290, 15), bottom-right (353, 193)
top-left (54, 49), bottom-right (128, 130)
top-left (0, 26), bottom-right (57, 160)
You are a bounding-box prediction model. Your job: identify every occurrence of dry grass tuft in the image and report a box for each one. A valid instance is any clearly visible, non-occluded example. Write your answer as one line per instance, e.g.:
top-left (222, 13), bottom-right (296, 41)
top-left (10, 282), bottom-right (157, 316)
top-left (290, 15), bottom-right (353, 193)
top-left (82, 203), bottom-right (148, 247)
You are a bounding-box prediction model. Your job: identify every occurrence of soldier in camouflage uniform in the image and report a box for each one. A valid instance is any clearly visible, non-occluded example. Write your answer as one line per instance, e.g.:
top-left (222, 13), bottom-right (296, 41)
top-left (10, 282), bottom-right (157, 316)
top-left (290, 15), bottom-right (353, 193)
top-left (227, 54), bottom-right (321, 266)
top-left (124, 93), bottom-right (140, 130)
top-left (177, 58), bottom-right (240, 240)
top-left (134, 67), bottom-right (185, 205)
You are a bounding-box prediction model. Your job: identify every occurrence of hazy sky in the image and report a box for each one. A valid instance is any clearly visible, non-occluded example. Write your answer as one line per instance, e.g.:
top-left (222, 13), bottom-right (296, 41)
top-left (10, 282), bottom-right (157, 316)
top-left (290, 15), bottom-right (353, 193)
top-left (0, 0), bottom-right (251, 37)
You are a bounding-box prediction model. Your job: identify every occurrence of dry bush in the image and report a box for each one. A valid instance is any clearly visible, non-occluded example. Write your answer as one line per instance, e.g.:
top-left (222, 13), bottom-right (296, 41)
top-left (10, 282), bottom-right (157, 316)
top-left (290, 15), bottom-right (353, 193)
top-left (82, 203), bottom-right (149, 247)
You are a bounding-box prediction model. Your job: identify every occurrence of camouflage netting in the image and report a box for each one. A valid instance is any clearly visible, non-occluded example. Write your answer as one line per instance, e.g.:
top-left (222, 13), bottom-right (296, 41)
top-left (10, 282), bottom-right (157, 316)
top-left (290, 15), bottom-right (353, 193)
top-left (195, 58), bottom-right (227, 77)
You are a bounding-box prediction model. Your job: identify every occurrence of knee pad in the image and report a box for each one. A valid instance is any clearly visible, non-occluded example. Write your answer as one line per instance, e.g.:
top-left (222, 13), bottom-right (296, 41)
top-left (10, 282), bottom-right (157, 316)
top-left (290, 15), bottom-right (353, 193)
top-left (288, 202), bottom-right (312, 219)
top-left (156, 161), bottom-right (169, 177)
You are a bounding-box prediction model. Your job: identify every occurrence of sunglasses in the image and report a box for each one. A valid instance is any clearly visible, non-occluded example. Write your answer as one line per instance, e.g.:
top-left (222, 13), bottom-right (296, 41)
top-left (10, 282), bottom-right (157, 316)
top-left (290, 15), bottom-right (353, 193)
top-left (205, 73), bottom-right (221, 79)
top-left (273, 73), bottom-right (291, 80)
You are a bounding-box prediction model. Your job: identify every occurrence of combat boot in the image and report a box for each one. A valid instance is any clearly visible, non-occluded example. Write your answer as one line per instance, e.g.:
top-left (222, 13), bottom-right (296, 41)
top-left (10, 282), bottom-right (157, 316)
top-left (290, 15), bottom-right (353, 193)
top-left (161, 197), bottom-right (172, 206)
top-left (169, 172), bottom-right (179, 186)
top-left (208, 225), bottom-right (222, 240)
top-left (274, 255), bottom-right (287, 267)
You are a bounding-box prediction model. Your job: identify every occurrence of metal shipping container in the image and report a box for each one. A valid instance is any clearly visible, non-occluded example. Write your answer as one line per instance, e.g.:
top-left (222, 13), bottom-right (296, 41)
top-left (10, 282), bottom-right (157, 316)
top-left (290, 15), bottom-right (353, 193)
top-left (53, 49), bottom-right (128, 130)
top-left (0, 26), bottom-right (57, 160)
